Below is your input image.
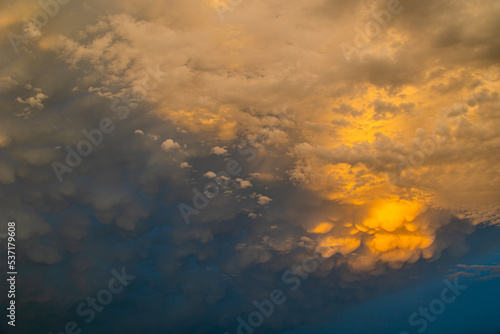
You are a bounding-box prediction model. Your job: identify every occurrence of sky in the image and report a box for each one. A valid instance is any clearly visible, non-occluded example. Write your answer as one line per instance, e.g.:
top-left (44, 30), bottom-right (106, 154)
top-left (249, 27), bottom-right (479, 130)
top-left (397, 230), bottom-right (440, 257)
top-left (0, 0), bottom-right (499, 333)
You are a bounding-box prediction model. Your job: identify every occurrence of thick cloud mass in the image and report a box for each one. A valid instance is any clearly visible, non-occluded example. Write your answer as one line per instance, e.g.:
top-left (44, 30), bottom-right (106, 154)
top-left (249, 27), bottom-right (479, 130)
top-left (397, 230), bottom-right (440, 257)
top-left (0, 0), bottom-right (499, 333)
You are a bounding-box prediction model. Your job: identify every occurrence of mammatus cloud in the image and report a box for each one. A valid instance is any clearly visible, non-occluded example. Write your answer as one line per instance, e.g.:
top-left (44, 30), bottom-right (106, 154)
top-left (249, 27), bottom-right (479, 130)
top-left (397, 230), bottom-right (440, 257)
top-left (0, 0), bottom-right (499, 333)
top-left (161, 139), bottom-right (181, 152)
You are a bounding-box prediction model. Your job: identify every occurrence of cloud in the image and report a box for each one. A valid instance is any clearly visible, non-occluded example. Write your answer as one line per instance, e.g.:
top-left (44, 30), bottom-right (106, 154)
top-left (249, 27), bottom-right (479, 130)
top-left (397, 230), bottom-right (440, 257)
top-left (257, 195), bottom-right (273, 206)
top-left (211, 146), bottom-right (228, 155)
top-left (450, 263), bottom-right (500, 281)
top-left (160, 139), bottom-right (181, 151)
top-left (16, 92), bottom-right (48, 110)
top-left (1, 0), bottom-right (499, 333)
top-left (203, 171), bottom-right (217, 178)
top-left (237, 178), bottom-right (252, 189)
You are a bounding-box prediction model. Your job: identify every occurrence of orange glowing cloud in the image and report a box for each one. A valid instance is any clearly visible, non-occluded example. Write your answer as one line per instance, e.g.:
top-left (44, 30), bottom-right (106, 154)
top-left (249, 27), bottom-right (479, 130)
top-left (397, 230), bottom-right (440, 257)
top-left (308, 222), bottom-right (334, 234)
top-left (316, 236), bottom-right (361, 257)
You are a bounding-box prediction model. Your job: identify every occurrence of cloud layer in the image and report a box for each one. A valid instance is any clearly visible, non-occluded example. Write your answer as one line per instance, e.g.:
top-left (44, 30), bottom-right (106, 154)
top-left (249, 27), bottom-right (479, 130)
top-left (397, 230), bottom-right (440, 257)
top-left (0, 0), bottom-right (499, 333)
